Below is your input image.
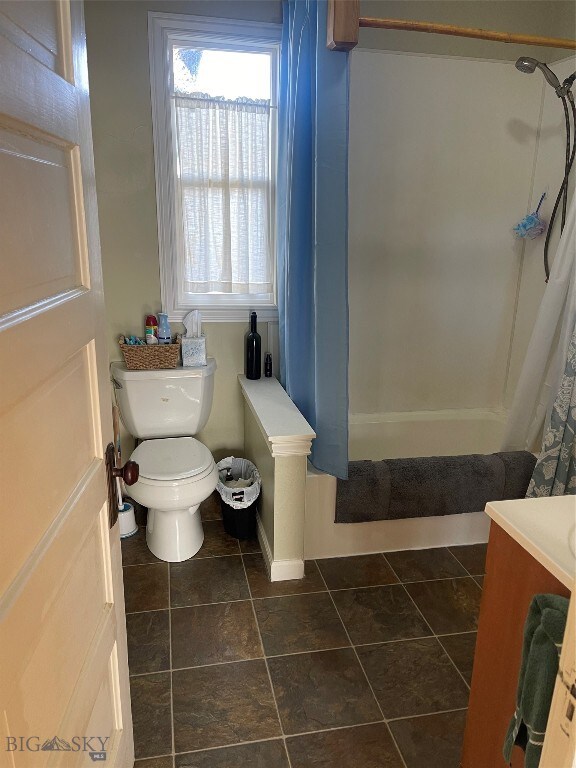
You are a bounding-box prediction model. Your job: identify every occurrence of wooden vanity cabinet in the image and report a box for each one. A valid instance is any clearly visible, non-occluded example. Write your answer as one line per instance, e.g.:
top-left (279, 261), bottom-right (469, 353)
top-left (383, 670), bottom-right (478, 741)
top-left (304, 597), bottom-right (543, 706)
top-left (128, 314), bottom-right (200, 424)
top-left (461, 522), bottom-right (570, 768)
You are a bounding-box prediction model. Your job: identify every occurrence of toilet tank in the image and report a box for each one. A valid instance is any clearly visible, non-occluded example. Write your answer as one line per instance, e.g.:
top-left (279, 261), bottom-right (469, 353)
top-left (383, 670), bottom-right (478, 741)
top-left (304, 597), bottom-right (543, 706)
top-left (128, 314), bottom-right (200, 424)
top-left (111, 359), bottom-right (216, 439)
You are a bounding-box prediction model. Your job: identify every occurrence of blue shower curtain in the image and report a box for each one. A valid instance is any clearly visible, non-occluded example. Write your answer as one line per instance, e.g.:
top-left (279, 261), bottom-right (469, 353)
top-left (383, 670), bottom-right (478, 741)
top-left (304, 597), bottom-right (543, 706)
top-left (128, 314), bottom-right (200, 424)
top-left (277, 0), bottom-right (350, 479)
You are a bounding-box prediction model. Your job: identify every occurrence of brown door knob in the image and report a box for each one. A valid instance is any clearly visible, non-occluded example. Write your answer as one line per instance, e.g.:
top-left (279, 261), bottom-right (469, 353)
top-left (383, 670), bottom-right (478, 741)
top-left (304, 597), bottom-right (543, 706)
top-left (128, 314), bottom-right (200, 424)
top-left (113, 460), bottom-right (139, 486)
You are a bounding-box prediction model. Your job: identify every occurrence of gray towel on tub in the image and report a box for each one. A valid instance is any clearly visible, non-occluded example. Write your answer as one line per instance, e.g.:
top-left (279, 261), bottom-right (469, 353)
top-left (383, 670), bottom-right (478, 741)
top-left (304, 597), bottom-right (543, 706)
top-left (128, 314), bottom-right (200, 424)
top-left (335, 460), bottom-right (392, 524)
top-left (335, 451), bottom-right (536, 523)
top-left (499, 451), bottom-right (538, 500)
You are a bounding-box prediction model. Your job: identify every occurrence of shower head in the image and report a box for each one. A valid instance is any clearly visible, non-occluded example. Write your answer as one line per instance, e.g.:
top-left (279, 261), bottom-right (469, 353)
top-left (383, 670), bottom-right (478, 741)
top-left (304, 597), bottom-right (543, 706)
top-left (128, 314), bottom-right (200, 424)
top-left (515, 57), bottom-right (563, 94)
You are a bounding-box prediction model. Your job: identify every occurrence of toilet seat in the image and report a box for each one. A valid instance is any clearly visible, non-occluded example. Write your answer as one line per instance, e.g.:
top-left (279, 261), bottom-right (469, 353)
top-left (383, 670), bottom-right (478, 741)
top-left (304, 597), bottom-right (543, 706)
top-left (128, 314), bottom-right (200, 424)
top-left (132, 437), bottom-right (213, 481)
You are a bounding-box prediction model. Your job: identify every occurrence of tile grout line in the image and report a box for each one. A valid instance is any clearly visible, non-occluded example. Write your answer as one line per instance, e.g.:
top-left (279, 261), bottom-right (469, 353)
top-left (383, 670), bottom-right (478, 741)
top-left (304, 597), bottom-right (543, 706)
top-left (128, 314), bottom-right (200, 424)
top-left (173, 734), bottom-right (288, 758)
top-left (171, 719), bottom-right (394, 757)
top-left (315, 563), bottom-right (409, 768)
top-left (318, 574), bottom-right (478, 591)
top-left (171, 596), bottom-right (251, 611)
top-left (123, 551), bottom-right (248, 569)
top-left (387, 705), bottom-right (469, 723)
top-left (382, 550), bottom-right (470, 732)
top-left (126, 536), bottom-right (482, 764)
top-left (239, 552), bottom-right (294, 768)
top-left (129, 628), bottom-right (478, 677)
top-left (446, 547), bottom-right (474, 575)
top-left (446, 547), bottom-right (486, 582)
top-left (437, 636), bottom-right (472, 692)
top-left (142, 703), bottom-right (470, 761)
top-left (125, 606), bottom-right (176, 617)
top-left (168, 562), bottom-right (175, 763)
top-left (251, 587), bottom-right (328, 600)
top-left (383, 557), bottom-right (474, 693)
top-left (435, 629), bottom-right (478, 638)
top-left (123, 561), bottom-right (165, 568)
top-left (278, 718), bottom-right (405, 744)
top-left (431, 599), bottom-right (480, 692)
top-left (170, 510), bottom-right (241, 765)
top-left (126, 593), bottom-right (278, 618)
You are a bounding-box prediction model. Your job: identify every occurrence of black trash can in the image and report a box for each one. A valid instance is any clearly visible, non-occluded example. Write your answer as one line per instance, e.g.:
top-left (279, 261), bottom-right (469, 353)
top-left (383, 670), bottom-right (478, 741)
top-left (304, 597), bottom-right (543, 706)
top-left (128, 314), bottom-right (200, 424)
top-left (216, 457), bottom-right (261, 540)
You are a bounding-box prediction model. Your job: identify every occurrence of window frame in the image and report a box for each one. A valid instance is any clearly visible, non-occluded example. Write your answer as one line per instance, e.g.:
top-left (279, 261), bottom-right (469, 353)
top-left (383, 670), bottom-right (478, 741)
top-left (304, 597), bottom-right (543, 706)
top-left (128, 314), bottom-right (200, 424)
top-left (148, 12), bottom-right (281, 322)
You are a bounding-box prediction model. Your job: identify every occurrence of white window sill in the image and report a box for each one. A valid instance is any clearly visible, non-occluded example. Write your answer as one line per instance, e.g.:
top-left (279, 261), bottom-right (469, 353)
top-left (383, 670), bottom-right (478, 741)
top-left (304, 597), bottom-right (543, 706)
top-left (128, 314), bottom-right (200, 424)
top-left (168, 305), bottom-right (278, 323)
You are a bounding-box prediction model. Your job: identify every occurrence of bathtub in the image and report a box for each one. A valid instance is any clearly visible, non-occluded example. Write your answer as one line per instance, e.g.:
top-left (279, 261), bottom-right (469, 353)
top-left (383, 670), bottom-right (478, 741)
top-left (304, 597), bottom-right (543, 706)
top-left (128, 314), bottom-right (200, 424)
top-left (349, 409), bottom-right (508, 460)
top-left (304, 408), bottom-right (507, 559)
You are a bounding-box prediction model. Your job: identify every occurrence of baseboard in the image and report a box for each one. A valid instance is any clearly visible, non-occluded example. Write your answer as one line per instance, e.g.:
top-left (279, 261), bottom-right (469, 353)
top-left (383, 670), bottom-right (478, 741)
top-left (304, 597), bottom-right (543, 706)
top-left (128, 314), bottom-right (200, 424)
top-left (269, 558), bottom-right (305, 581)
top-left (256, 514), bottom-right (305, 582)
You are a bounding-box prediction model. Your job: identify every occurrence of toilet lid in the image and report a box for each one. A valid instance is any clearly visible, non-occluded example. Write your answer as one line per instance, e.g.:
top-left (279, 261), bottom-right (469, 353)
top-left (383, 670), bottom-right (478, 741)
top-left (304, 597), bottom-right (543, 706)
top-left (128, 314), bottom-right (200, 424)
top-left (132, 437), bottom-right (213, 481)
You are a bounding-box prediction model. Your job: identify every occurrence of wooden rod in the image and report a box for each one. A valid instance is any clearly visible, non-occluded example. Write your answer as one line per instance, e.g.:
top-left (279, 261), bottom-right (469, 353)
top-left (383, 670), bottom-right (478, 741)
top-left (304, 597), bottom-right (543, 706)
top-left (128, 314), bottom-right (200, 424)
top-left (358, 17), bottom-right (576, 51)
top-left (327, 0), bottom-right (359, 51)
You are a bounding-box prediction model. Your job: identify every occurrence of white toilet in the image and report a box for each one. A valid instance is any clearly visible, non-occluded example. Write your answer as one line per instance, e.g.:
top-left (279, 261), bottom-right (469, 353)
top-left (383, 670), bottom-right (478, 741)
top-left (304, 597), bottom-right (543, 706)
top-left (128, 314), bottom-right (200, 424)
top-left (111, 359), bottom-right (218, 562)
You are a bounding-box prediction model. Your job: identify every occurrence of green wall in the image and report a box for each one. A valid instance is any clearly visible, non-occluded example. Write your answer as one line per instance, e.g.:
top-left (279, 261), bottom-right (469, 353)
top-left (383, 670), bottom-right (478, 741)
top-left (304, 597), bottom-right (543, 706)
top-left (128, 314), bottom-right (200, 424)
top-left (85, 0), bottom-right (281, 458)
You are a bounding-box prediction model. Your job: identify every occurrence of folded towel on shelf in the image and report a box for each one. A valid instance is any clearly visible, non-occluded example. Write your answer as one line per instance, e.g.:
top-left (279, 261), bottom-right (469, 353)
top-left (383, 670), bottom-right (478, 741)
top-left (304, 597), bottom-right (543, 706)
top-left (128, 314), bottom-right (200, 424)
top-left (503, 593), bottom-right (569, 768)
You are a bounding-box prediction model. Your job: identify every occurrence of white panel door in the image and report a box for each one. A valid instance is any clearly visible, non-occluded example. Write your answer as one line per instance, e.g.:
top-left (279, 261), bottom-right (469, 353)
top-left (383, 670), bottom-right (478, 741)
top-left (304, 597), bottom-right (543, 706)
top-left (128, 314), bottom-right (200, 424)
top-left (0, 1), bottom-right (134, 766)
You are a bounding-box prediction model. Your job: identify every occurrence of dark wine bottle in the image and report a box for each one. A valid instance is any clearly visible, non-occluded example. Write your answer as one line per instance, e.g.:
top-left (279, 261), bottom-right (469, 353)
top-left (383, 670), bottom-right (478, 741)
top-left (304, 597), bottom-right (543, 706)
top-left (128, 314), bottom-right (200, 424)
top-left (245, 311), bottom-right (261, 380)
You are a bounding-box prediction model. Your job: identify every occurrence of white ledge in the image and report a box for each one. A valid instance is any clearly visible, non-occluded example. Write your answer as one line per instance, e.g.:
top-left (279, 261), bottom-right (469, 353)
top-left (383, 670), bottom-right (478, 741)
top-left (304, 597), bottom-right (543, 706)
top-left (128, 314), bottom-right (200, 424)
top-left (486, 497), bottom-right (575, 591)
top-left (239, 375), bottom-right (316, 458)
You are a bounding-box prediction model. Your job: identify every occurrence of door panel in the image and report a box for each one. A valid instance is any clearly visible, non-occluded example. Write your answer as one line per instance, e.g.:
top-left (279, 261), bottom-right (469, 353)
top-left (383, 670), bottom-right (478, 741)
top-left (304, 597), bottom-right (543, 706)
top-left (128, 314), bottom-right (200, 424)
top-left (1, 507), bottom-right (109, 738)
top-left (0, 2), bottom-right (133, 766)
top-left (0, 347), bottom-right (97, 593)
top-left (0, 293), bottom-right (96, 408)
top-left (0, 1), bottom-right (66, 76)
top-left (0, 128), bottom-right (85, 315)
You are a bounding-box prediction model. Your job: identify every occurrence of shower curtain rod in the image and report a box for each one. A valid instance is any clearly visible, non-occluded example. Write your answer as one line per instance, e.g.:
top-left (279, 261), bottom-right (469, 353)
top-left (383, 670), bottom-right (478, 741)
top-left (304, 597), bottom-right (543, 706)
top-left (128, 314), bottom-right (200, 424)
top-left (327, 0), bottom-right (576, 52)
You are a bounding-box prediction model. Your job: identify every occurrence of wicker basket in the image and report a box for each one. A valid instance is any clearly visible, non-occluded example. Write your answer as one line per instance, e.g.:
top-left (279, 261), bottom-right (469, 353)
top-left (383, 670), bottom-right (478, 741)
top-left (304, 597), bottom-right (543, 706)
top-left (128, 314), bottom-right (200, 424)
top-left (119, 337), bottom-right (180, 370)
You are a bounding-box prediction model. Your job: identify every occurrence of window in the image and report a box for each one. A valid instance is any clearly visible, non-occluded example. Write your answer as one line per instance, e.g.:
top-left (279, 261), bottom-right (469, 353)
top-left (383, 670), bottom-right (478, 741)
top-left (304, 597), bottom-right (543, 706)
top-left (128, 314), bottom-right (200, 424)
top-left (149, 14), bottom-right (281, 321)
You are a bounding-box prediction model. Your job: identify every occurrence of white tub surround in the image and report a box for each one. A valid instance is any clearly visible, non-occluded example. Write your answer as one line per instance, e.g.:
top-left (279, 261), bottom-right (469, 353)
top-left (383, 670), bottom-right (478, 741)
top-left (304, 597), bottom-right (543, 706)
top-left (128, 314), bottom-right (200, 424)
top-left (349, 409), bottom-right (508, 460)
top-left (305, 407), bottom-right (503, 559)
top-left (485, 496), bottom-right (576, 590)
top-left (349, 51), bottom-right (576, 455)
top-left (305, 464), bottom-right (490, 559)
top-left (239, 376), bottom-right (316, 581)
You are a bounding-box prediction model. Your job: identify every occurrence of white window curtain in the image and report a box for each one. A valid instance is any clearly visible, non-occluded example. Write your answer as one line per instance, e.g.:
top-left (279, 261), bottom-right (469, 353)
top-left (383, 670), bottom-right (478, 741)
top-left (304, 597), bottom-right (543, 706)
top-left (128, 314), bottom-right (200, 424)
top-left (174, 95), bottom-right (273, 295)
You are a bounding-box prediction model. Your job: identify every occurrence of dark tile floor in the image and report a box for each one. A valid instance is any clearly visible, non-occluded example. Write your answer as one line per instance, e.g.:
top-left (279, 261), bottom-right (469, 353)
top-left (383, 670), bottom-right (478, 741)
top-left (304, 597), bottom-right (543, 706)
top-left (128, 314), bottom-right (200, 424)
top-left (123, 494), bottom-right (486, 767)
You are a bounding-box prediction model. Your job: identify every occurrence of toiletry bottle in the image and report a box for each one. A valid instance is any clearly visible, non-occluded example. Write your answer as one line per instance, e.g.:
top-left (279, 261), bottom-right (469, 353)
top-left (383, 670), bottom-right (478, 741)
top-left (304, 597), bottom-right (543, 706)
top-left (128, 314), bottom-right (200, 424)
top-left (245, 311), bottom-right (261, 379)
top-left (145, 314), bottom-right (158, 340)
top-left (157, 313), bottom-right (171, 345)
top-left (265, 352), bottom-right (272, 378)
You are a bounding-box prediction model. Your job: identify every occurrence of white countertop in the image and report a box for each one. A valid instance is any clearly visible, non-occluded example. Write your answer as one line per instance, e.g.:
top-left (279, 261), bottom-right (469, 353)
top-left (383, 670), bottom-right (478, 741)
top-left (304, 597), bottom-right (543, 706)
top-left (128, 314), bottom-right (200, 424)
top-left (486, 496), bottom-right (576, 591)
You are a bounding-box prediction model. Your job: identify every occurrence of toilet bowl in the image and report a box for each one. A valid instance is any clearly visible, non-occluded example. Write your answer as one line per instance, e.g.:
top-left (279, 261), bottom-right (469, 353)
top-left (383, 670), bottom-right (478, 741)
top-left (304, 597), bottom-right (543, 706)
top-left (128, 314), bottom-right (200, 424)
top-left (110, 359), bottom-right (218, 563)
top-left (129, 437), bottom-right (218, 561)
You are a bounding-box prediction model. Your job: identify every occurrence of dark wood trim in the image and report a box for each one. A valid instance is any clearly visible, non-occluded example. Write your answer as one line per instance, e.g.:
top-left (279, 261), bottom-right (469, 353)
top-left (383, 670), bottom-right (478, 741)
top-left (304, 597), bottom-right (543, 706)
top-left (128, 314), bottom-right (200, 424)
top-left (327, 0), bottom-right (359, 51)
top-left (358, 17), bottom-right (576, 51)
top-left (326, 6), bottom-right (576, 52)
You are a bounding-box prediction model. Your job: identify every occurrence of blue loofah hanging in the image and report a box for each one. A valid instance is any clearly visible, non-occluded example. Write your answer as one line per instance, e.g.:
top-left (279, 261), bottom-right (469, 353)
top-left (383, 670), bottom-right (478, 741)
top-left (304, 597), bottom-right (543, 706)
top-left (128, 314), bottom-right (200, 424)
top-left (513, 193), bottom-right (547, 239)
